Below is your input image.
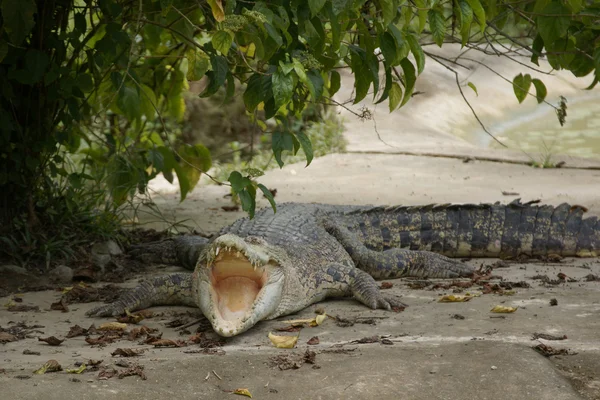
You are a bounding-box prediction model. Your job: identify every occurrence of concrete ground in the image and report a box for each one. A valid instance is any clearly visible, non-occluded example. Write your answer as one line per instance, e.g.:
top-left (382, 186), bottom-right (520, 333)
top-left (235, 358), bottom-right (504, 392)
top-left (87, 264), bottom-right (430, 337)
top-left (2, 48), bottom-right (600, 399)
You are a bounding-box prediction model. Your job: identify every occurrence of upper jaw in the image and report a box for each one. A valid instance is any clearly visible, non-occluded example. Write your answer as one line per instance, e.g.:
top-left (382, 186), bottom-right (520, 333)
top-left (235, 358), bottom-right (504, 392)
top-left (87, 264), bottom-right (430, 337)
top-left (196, 234), bottom-right (285, 337)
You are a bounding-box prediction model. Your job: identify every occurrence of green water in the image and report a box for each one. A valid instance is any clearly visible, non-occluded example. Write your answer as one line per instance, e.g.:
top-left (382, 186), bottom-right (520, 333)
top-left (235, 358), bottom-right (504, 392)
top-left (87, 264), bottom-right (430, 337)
top-left (464, 96), bottom-right (600, 159)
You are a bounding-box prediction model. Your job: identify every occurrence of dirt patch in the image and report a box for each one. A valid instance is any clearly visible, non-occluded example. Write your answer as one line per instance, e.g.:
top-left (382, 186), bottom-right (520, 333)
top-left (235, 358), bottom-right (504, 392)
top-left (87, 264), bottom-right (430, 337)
top-left (550, 353), bottom-right (600, 400)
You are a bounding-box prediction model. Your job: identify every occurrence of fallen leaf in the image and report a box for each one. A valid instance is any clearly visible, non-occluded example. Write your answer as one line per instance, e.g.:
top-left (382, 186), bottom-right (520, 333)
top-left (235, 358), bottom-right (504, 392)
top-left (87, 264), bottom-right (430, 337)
top-left (275, 325), bottom-right (303, 332)
top-left (118, 364), bottom-right (147, 380)
top-left (6, 303), bottom-right (40, 312)
top-left (66, 325), bottom-right (88, 338)
top-left (438, 295), bottom-right (473, 302)
top-left (233, 388), bottom-right (252, 398)
top-left (307, 336), bottom-right (319, 345)
top-left (310, 313), bottom-right (327, 327)
top-left (50, 298), bottom-right (69, 312)
top-left (117, 310), bottom-right (146, 324)
top-left (0, 332), bottom-right (17, 343)
top-left (128, 325), bottom-right (159, 340)
top-left (65, 364), bottom-right (87, 374)
top-left (111, 348), bottom-right (146, 357)
top-left (533, 343), bottom-right (574, 357)
top-left (38, 336), bottom-right (64, 346)
top-left (532, 333), bottom-right (567, 341)
top-left (34, 360), bottom-right (62, 374)
top-left (97, 367), bottom-right (118, 380)
top-left (98, 322), bottom-right (127, 331)
top-left (268, 332), bottom-right (298, 349)
top-left (151, 339), bottom-right (186, 348)
top-left (490, 305), bottom-right (518, 313)
top-left (380, 282), bottom-right (394, 289)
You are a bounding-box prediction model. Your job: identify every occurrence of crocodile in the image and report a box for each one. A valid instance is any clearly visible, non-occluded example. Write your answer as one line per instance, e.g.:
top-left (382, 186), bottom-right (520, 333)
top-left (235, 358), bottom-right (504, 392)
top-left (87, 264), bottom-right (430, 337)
top-left (87, 200), bottom-right (599, 337)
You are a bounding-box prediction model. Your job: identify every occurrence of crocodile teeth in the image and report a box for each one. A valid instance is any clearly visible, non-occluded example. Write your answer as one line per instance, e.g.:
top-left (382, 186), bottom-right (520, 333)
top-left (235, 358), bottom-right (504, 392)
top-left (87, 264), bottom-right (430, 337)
top-left (215, 247), bottom-right (220, 256)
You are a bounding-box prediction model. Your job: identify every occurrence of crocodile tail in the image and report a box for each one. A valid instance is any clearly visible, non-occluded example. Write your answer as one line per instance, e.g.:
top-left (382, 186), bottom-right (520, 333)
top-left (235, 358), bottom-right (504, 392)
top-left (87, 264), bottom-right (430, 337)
top-left (339, 200), bottom-right (599, 258)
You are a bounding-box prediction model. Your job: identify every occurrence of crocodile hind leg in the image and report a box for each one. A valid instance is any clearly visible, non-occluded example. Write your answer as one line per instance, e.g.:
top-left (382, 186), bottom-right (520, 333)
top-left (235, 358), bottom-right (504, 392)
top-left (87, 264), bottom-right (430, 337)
top-left (315, 263), bottom-right (408, 310)
top-left (86, 273), bottom-right (196, 317)
top-left (324, 220), bottom-right (474, 279)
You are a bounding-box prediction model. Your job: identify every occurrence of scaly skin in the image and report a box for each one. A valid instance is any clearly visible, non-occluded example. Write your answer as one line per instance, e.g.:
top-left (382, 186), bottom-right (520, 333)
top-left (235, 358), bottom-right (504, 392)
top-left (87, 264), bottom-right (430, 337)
top-left (87, 200), bottom-right (599, 336)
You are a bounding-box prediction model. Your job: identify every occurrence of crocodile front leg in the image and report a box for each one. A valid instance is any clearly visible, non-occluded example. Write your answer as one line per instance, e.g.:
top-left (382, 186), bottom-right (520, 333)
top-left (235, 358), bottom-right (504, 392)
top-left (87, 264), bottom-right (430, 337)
top-left (86, 273), bottom-right (196, 317)
top-left (324, 219), bottom-right (474, 279)
top-left (128, 236), bottom-right (210, 270)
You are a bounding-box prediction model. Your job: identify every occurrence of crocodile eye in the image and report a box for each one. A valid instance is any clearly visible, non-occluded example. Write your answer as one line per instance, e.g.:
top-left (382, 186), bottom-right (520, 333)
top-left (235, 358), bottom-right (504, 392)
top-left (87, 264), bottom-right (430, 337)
top-left (245, 236), bottom-right (265, 245)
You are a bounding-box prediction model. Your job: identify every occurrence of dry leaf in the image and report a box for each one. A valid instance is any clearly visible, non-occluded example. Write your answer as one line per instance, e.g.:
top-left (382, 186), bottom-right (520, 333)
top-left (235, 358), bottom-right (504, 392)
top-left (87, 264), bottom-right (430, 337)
top-left (307, 336), bottom-right (319, 345)
top-left (98, 322), bottom-right (127, 331)
top-left (268, 332), bottom-right (298, 349)
top-left (207, 0), bottom-right (225, 22)
top-left (0, 332), bottom-right (17, 343)
top-left (65, 364), bottom-right (87, 374)
top-left (490, 305), bottom-right (518, 313)
top-left (111, 348), bottom-right (146, 357)
top-left (34, 360), bottom-right (62, 374)
top-left (38, 336), bottom-right (64, 346)
top-left (438, 295), bottom-right (473, 302)
top-left (233, 388), bottom-right (252, 398)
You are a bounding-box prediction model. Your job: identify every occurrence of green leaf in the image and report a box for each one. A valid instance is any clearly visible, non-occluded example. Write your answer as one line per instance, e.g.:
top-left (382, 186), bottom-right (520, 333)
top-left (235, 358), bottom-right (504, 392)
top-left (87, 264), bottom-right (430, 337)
top-left (530, 35), bottom-right (544, 66)
top-left (186, 49), bottom-right (210, 81)
top-left (212, 30), bottom-right (234, 55)
top-left (415, 0), bottom-right (427, 33)
top-left (407, 34), bottom-right (425, 74)
top-left (295, 131), bottom-right (314, 166)
top-left (332, 0), bottom-right (352, 15)
top-left (272, 69), bottom-right (294, 109)
top-left (177, 144), bottom-right (212, 200)
top-left (107, 154), bottom-right (137, 206)
top-left (244, 73), bottom-right (271, 112)
top-left (531, 78), bottom-right (547, 103)
top-left (257, 183), bottom-right (276, 212)
top-left (512, 73), bottom-right (532, 103)
top-left (140, 84), bottom-right (158, 120)
top-left (400, 58), bottom-right (416, 107)
top-left (272, 130), bottom-right (294, 168)
top-left (74, 13), bottom-right (87, 34)
top-left (388, 82), bottom-right (402, 112)
top-left (428, 8), bottom-right (446, 47)
top-left (329, 70), bottom-right (341, 97)
top-left (76, 74), bottom-right (94, 92)
top-left (388, 24), bottom-right (408, 62)
top-left (25, 49), bottom-right (49, 84)
top-left (0, 40), bottom-right (8, 63)
top-left (537, 2), bottom-right (571, 45)
top-left (200, 55), bottom-right (228, 97)
top-left (349, 46), bottom-right (372, 104)
top-left (378, 0), bottom-right (397, 26)
top-left (238, 185), bottom-right (256, 218)
top-left (228, 171), bottom-right (252, 192)
top-left (117, 85), bottom-right (141, 121)
top-left (380, 32), bottom-right (398, 66)
top-left (457, 0), bottom-right (473, 46)
top-left (306, 70), bottom-right (324, 101)
top-left (308, 0), bottom-right (326, 17)
top-left (467, 81), bottom-right (478, 96)
top-left (1, 0), bottom-right (36, 45)
top-left (465, 0), bottom-right (486, 32)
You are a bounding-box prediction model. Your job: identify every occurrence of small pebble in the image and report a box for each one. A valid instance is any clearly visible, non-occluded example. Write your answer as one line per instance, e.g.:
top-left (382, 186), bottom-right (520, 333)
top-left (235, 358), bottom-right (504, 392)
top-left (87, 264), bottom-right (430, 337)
top-left (491, 366), bottom-right (498, 370)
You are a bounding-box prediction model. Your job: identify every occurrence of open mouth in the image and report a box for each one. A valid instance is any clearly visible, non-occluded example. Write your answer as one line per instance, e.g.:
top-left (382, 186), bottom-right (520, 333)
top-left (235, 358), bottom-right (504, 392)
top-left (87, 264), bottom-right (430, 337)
top-left (197, 236), bottom-right (285, 337)
top-left (210, 249), bottom-right (269, 321)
